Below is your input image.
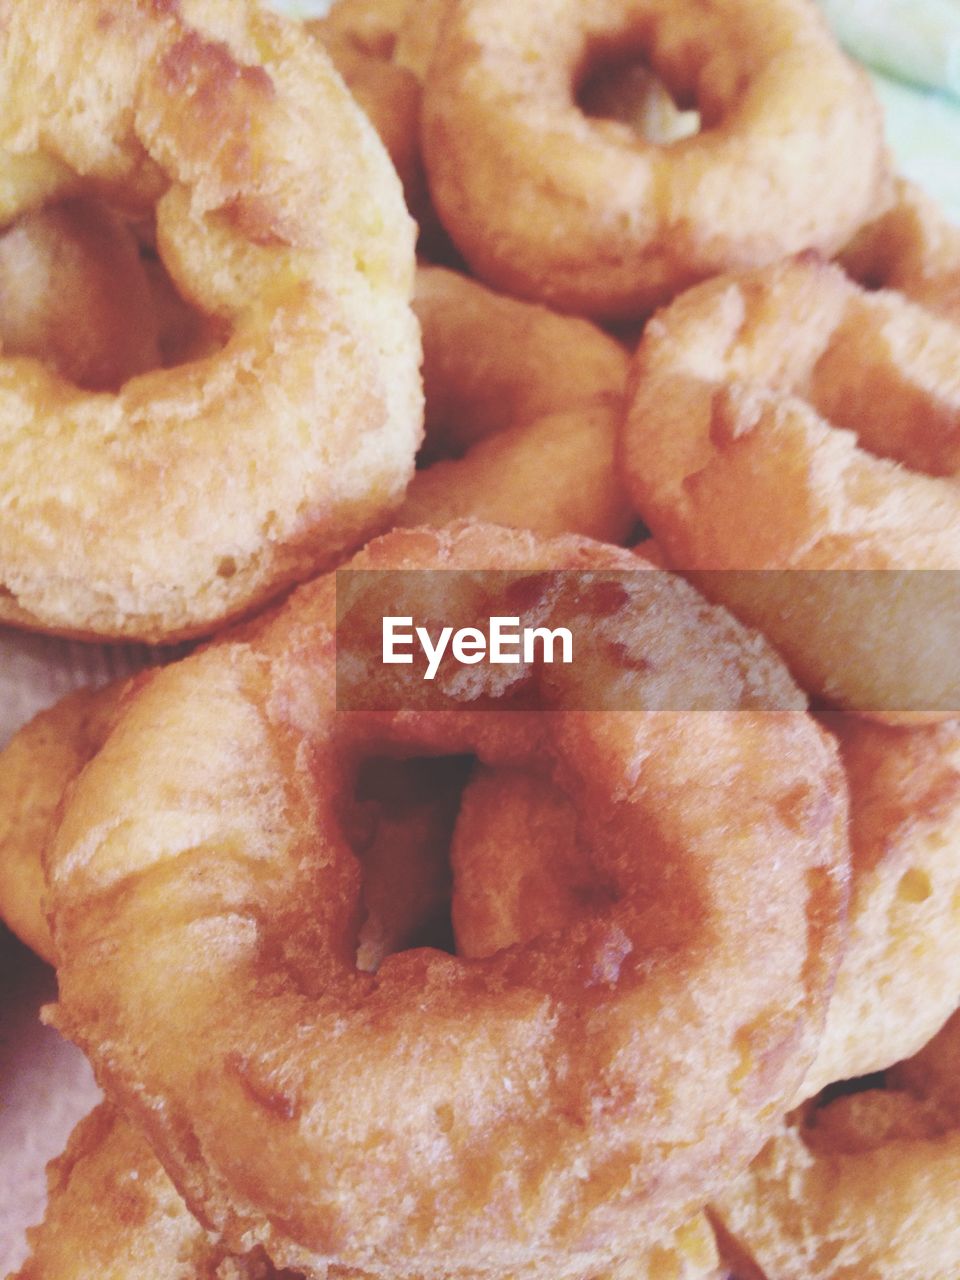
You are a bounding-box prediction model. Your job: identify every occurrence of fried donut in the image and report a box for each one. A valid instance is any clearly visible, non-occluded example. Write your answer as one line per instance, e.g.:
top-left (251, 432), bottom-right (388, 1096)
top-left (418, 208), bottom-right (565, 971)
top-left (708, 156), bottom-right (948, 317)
top-left (452, 710), bottom-right (960, 1102)
top-left (419, 0), bottom-right (888, 319)
top-left (46, 523), bottom-right (847, 1279)
top-left (712, 1008), bottom-right (960, 1280)
top-left (624, 255), bottom-right (960, 722)
top-left (840, 178), bottom-right (960, 324)
top-left (0, 199), bottom-right (161, 390)
top-left (0, 0), bottom-right (420, 642)
top-left (0, 681), bottom-right (127, 964)
top-left (397, 266), bottom-right (633, 540)
top-left (799, 714), bottom-right (960, 1099)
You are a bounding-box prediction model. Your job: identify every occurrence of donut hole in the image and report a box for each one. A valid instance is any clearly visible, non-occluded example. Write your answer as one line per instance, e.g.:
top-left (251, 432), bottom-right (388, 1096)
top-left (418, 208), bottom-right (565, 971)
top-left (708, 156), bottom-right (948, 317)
top-left (345, 754), bottom-right (473, 971)
top-left (135, 239), bottom-right (228, 373)
top-left (576, 50), bottom-right (700, 145)
top-left (0, 196), bottom-right (221, 392)
top-left (415, 423), bottom-right (467, 468)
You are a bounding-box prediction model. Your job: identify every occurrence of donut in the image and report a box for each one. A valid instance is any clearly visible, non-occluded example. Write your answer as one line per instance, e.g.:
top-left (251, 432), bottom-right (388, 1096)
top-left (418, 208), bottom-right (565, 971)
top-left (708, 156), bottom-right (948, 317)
top-left (419, 0), bottom-right (888, 319)
top-left (0, 0), bottom-right (421, 642)
top-left (840, 179), bottom-right (960, 324)
top-left (0, 199), bottom-right (161, 390)
top-left (45, 523), bottom-right (847, 1278)
top-left (798, 714), bottom-right (960, 1100)
top-left (623, 255), bottom-right (960, 722)
top-left (0, 681), bottom-right (128, 964)
top-left (712, 1007), bottom-right (960, 1280)
top-left (451, 710), bottom-right (960, 1102)
top-left (0, 686), bottom-right (465, 975)
top-left (397, 266), bottom-right (634, 541)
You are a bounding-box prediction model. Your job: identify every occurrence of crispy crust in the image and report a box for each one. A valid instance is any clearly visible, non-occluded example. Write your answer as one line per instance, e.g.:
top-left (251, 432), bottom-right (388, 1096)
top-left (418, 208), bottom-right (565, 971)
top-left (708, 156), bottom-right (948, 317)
top-left (46, 523), bottom-right (846, 1279)
top-left (16, 1101), bottom-right (722, 1280)
top-left (449, 710), bottom-right (960, 1102)
top-left (0, 0), bottom-right (421, 641)
top-left (11, 1105), bottom-right (243, 1280)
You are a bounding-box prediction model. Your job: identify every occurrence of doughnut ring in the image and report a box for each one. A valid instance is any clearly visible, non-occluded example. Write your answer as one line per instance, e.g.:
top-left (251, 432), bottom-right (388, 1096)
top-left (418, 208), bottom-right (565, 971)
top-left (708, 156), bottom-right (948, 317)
top-left (398, 266), bottom-right (634, 541)
top-left (0, 0), bottom-right (421, 642)
top-left (420, 0), bottom-right (888, 319)
top-left (624, 255), bottom-right (960, 722)
top-left (47, 524), bottom-right (847, 1279)
top-left (713, 1007), bottom-right (960, 1280)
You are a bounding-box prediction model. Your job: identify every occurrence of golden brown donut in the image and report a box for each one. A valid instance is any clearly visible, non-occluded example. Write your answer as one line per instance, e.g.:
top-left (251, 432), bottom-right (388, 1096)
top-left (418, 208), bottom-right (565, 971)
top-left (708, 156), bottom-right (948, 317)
top-left (420, 0), bottom-right (888, 319)
top-left (452, 709), bottom-right (960, 1101)
top-left (46, 523), bottom-right (846, 1280)
top-left (798, 714), bottom-right (960, 1100)
top-left (391, 0), bottom-right (700, 150)
top-left (624, 255), bottom-right (960, 722)
top-left (712, 1008), bottom-right (960, 1280)
top-left (397, 266), bottom-right (634, 540)
top-left (0, 681), bottom-right (128, 964)
top-left (0, 0), bottom-right (421, 642)
top-left (840, 178), bottom-right (960, 324)
top-left (0, 199), bottom-right (161, 390)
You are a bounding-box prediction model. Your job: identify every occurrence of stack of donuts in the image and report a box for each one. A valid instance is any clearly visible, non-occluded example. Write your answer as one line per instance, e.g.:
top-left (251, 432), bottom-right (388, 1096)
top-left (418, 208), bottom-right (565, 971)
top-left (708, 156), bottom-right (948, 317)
top-left (1, 1), bottom-right (959, 1278)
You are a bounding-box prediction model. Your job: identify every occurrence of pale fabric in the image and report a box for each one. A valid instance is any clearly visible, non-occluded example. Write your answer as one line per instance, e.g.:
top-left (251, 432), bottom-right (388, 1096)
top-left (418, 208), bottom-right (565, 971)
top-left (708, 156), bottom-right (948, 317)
top-left (823, 0), bottom-right (960, 101)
